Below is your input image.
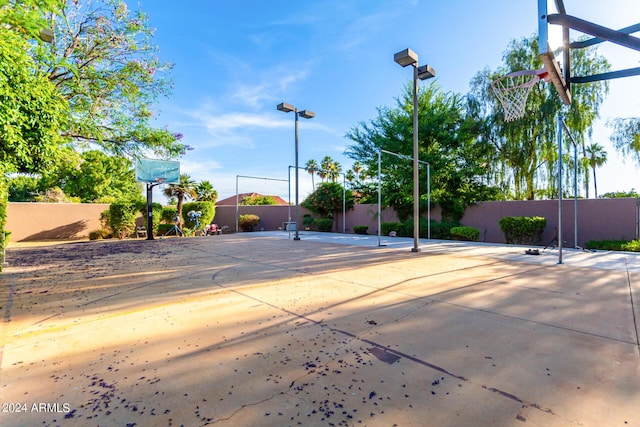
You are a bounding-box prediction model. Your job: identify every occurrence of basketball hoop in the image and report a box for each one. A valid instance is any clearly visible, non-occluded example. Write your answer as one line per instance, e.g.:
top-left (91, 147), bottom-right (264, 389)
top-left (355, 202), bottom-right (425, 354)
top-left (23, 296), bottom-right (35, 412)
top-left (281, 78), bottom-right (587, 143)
top-left (491, 68), bottom-right (550, 122)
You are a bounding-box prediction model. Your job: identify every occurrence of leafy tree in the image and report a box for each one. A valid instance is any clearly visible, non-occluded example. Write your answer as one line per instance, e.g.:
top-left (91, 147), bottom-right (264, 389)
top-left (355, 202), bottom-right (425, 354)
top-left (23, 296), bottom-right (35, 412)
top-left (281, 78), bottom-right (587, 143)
top-left (195, 180), bottom-right (218, 203)
top-left (302, 182), bottom-right (354, 218)
top-left (1, 19), bottom-right (68, 174)
top-left (346, 82), bottom-right (499, 221)
top-left (467, 35), bottom-right (609, 200)
top-left (242, 194), bottom-right (277, 205)
top-left (305, 159), bottom-right (319, 189)
top-left (599, 189), bottom-right (639, 199)
top-left (8, 175), bottom-right (40, 201)
top-left (608, 117), bottom-right (640, 164)
top-left (584, 143), bottom-right (607, 198)
top-left (163, 174), bottom-right (196, 228)
top-left (40, 0), bottom-right (186, 158)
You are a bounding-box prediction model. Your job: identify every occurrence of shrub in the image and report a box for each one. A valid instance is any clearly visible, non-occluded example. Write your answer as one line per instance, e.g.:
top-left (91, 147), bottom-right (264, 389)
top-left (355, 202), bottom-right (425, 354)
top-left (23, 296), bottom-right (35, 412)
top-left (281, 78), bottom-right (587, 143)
top-left (161, 207), bottom-right (178, 224)
top-left (303, 214), bottom-right (315, 229)
top-left (585, 239), bottom-right (640, 252)
top-left (138, 202), bottom-right (163, 234)
top-left (353, 225), bottom-right (368, 235)
top-left (108, 201), bottom-right (139, 239)
top-left (89, 229), bottom-right (111, 240)
top-left (499, 216), bottom-right (546, 245)
top-left (450, 226), bottom-right (480, 242)
top-left (399, 219), bottom-right (459, 239)
top-left (182, 201), bottom-right (215, 230)
top-left (157, 223), bottom-right (177, 235)
top-left (381, 222), bottom-right (403, 236)
top-left (315, 218), bottom-right (333, 232)
top-left (238, 214), bottom-right (260, 232)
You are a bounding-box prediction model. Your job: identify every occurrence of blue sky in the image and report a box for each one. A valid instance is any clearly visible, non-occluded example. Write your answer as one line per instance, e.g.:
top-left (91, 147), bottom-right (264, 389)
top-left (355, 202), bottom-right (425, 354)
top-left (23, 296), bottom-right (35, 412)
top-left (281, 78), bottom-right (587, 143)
top-left (136, 0), bottom-right (640, 202)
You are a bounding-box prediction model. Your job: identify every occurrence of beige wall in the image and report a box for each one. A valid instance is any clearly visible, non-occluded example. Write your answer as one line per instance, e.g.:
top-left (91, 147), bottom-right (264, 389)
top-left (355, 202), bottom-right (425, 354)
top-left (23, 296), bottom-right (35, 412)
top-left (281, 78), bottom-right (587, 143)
top-left (6, 198), bottom-right (639, 245)
top-left (7, 203), bottom-right (110, 242)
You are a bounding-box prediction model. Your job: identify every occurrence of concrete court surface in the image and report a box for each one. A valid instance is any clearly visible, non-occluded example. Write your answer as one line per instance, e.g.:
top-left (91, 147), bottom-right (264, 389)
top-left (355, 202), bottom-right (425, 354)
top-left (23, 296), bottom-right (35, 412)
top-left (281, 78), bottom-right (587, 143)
top-left (0, 232), bottom-right (639, 426)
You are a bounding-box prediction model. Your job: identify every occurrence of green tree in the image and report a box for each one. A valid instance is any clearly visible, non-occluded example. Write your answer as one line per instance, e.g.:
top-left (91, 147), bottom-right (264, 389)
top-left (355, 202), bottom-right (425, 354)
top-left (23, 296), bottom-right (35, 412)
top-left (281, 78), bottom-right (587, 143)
top-left (41, 0), bottom-right (186, 158)
top-left (242, 195), bottom-right (277, 205)
top-left (163, 174), bottom-right (196, 228)
top-left (8, 175), bottom-right (40, 201)
top-left (609, 117), bottom-right (640, 164)
top-left (305, 159), bottom-right (319, 189)
top-left (584, 143), bottom-right (607, 198)
top-left (467, 35), bottom-right (610, 200)
top-left (195, 180), bottom-right (218, 203)
top-left (347, 82), bottom-right (498, 221)
top-left (320, 155), bottom-right (342, 182)
top-left (302, 182), bottom-right (354, 218)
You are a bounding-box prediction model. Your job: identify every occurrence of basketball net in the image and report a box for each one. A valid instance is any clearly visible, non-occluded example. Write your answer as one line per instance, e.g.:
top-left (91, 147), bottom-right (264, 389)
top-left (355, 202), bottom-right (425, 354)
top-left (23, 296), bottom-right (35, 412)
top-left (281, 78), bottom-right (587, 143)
top-left (491, 68), bottom-right (549, 122)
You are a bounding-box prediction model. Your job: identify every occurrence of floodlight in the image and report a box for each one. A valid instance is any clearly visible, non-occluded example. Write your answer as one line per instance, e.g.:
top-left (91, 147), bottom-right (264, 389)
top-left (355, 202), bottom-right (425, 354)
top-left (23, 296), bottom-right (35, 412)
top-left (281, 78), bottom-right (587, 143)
top-left (394, 48), bottom-right (418, 67)
top-left (417, 64), bottom-right (436, 80)
top-left (277, 102), bottom-right (295, 113)
top-left (299, 110), bottom-right (315, 119)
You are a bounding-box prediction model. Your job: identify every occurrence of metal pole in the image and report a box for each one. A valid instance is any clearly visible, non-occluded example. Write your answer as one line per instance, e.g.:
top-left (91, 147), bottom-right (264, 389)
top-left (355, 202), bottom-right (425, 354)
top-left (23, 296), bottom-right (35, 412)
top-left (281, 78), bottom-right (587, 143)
top-left (412, 64), bottom-right (420, 252)
top-left (378, 150), bottom-right (382, 246)
top-left (294, 111), bottom-right (301, 240)
top-left (288, 166), bottom-right (292, 239)
top-left (427, 164), bottom-right (431, 240)
top-left (235, 175), bottom-right (239, 233)
top-left (557, 114), bottom-right (563, 264)
top-left (146, 183), bottom-right (154, 240)
top-left (574, 140), bottom-right (578, 248)
top-left (343, 174), bottom-right (346, 233)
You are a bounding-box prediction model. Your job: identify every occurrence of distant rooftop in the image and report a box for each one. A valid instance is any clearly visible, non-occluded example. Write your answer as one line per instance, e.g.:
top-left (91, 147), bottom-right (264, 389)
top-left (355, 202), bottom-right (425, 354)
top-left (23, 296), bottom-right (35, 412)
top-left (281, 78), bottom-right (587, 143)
top-left (217, 192), bottom-right (289, 206)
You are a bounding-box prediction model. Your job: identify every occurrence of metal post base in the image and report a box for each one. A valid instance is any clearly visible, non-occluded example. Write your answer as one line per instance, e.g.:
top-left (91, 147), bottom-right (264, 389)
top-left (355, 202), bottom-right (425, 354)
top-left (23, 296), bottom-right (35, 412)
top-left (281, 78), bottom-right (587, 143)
top-left (293, 237), bottom-right (301, 241)
top-left (411, 247), bottom-right (421, 253)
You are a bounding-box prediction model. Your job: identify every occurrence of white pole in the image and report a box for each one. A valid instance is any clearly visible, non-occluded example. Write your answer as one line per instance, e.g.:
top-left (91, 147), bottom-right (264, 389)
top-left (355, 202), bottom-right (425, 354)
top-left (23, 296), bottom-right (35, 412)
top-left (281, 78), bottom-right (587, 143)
top-left (378, 150), bottom-right (382, 246)
top-left (427, 163), bottom-right (431, 240)
top-left (235, 175), bottom-right (239, 233)
top-left (558, 114), bottom-right (563, 264)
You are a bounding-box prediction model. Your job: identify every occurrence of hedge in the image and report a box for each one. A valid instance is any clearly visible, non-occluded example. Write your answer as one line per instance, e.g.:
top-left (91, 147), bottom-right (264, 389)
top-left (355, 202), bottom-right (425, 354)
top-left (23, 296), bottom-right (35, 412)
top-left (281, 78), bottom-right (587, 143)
top-left (499, 216), bottom-right (546, 245)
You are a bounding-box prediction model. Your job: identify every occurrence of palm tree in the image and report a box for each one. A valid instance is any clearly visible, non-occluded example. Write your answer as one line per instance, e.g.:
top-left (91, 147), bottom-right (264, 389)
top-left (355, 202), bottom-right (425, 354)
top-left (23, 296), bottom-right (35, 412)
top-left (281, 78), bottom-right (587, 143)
top-left (163, 174), bottom-right (197, 228)
top-left (321, 155), bottom-right (342, 182)
top-left (305, 159), bottom-right (319, 189)
top-left (195, 180), bottom-right (218, 203)
top-left (585, 143), bottom-right (607, 198)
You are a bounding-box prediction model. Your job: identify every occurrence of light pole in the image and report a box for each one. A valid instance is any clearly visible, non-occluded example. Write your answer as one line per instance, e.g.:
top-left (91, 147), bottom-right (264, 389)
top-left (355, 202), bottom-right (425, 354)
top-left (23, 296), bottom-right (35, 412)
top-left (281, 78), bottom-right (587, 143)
top-left (277, 102), bottom-right (315, 240)
top-left (394, 48), bottom-right (436, 252)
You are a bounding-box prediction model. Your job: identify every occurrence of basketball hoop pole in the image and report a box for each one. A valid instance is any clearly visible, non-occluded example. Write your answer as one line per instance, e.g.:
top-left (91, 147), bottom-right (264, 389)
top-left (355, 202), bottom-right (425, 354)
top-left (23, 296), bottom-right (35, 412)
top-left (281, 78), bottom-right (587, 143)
top-left (145, 179), bottom-right (165, 240)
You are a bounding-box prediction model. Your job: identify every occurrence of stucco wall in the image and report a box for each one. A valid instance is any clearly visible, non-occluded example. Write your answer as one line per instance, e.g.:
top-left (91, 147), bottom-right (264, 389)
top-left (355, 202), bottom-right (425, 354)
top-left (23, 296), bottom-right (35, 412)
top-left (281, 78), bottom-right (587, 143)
top-left (7, 203), bottom-right (110, 242)
top-left (6, 198), bottom-right (639, 245)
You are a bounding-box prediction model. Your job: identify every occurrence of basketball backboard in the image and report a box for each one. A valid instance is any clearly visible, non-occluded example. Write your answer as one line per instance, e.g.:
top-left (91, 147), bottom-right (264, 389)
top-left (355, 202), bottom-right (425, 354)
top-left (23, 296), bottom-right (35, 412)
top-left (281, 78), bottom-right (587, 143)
top-left (538, 0), bottom-right (572, 105)
top-left (135, 158), bottom-right (180, 184)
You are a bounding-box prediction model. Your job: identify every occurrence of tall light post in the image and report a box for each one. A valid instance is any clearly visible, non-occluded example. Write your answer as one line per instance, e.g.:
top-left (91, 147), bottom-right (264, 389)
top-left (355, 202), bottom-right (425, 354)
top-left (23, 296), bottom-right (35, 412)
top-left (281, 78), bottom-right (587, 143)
top-left (394, 48), bottom-right (436, 252)
top-left (277, 102), bottom-right (315, 240)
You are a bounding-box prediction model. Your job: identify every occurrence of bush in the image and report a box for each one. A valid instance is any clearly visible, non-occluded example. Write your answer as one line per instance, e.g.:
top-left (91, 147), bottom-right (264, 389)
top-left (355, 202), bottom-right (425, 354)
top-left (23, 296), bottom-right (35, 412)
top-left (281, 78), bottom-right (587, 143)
top-left (450, 226), bottom-right (480, 242)
top-left (381, 222), bottom-right (403, 236)
top-left (89, 229), bottom-right (111, 240)
top-left (157, 223), bottom-right (177, 236)
top-left (161, 207), bottom-right (178, 224)
top-left (238, 214), bottom-right (260, 232)
top-left (499, 216), bottom-right (546, 245)
top-left (138, 202), bottom-right (163, 234)
top-left (315, 218), bottom-right (334, 232)
top-left (399, 219), bottom-right (459, 239)
top-left (353, 225), bottom-right (368, 235)
top-left (585, 239), bottom-right (640, 252)
top-left (108, 201), bottom-right (139, 239)
top-left (303, 214), bottom-right (315, 229)
top-left (182, 201), bottom-right (215, 230)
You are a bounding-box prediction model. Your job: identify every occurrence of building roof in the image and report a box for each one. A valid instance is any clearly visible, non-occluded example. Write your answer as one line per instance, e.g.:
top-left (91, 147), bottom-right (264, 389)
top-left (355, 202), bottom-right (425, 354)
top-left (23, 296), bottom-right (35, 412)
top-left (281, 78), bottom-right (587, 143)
top-left (217, 192), bottom-right (289, 206)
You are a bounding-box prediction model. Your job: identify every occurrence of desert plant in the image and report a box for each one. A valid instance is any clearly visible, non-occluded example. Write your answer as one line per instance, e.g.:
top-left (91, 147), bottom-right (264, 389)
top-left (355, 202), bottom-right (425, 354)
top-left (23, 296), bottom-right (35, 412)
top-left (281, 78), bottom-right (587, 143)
top-left (315, 217), bottom-right (333, 232)
top-left (353, 225), bottom-right (368, 235)
top-left (238, 214), bottom-right (260, 232)
top-left (499, 216), bottom-right (546, 245)
top-left (450, 226), bottom-right (480, 242)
